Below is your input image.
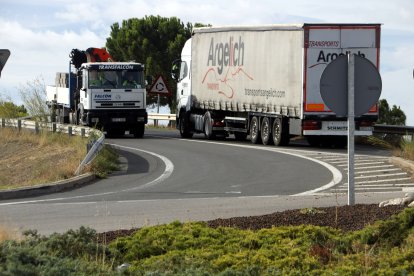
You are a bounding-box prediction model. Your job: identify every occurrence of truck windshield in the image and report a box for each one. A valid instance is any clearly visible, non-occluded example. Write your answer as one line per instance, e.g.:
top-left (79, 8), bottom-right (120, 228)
top-left (88, 69), bottom-right (144, 89)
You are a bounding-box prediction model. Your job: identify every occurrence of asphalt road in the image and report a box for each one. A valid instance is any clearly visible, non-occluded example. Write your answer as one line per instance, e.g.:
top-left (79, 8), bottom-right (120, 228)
top-left (0, 129), bottom-right (407, 234)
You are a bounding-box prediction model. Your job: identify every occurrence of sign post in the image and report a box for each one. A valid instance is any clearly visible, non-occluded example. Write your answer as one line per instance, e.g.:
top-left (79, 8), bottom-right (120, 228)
top-left (347, 54), bottom-right (355, 205)
top-left (148, 75), bottom-right (172, 126)
top-left (320, 54), bottom-right (381, 205)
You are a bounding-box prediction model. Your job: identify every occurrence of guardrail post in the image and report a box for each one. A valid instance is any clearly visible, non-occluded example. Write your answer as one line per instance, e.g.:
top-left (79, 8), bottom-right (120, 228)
top-left (17, 120), bottom-right (21, 132)
top-left (52, 123), bottom-right (56, 133)
top-left (68, 126), bottom-right (72, 136)
top-left (81, 128), bottom-right (85, 138)
top-left (35, 122), bottom-right (39, 134)
top-left (1, 118), bottom-right (4, 128)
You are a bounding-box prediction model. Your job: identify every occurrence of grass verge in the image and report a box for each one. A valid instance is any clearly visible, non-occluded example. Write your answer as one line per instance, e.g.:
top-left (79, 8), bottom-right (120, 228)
top-left (0, 127), bottom-right (119, 190)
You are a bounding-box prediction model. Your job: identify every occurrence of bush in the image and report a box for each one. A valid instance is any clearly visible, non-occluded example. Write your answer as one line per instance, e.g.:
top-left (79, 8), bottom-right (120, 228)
top-left (0, 227), bottom-right (115, 275)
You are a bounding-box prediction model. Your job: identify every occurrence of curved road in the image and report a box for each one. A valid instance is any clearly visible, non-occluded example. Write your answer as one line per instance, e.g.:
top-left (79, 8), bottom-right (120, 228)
top-left (0, 129), bottom-right (406, 234)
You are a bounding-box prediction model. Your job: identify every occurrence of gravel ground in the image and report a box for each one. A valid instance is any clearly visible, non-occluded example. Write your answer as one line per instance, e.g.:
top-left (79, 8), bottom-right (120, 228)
top-left (98, 204), bottom-right (407, 243)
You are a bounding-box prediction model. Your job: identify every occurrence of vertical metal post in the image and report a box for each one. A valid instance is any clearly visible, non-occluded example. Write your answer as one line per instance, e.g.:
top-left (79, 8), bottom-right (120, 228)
top-left (1, 118), bottom-right (5, 128)
top-left (35, 121), bottom-right (39, 134)
top-left (155, 94), bottom-right (160, 127)
top-left (52, 122), bottom-right (57, 133)
top-left (17, 119), bottom-right (22, 132)
top-left (68, 126), bottom-right (72, 136)
top-left (347, 54), bottom-right (355, 206)
top-left (81, 128), bottom-right (85, 138)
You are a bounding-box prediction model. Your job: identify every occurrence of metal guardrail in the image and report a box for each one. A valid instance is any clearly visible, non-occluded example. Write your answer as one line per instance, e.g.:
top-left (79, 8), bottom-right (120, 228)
top-left (373, 124), bottom-right (414, 135)
top-left (0, 117), bottom-right (104, 175)
top-left (148, 113), bottom-right (176, 121)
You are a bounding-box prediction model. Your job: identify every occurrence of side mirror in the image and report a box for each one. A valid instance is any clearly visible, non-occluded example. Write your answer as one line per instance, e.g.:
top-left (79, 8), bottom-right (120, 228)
top-left (171, 59), bottom-right (181, 81)
top-left (145, 75), bottom-right (153, 87)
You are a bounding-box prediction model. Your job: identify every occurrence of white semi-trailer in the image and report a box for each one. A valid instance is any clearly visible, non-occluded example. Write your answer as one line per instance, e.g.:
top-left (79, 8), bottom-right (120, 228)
top-left (172, 24), bottom-right (381, 147)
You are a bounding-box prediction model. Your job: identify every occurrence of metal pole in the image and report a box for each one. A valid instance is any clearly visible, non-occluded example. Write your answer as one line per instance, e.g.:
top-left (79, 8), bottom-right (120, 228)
top-left (155, 94), bottom-right (160, 127)
top-left (347, 53), bottom-right (355, 206)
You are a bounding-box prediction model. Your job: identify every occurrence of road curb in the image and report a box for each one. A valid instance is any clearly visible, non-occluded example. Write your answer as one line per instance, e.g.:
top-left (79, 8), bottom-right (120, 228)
top-left (0, 173), bottom-right (96, 200)
top-left (390, 157), bottom-right (414, 192)
top-left (390, 156), bottom-right (414, 174)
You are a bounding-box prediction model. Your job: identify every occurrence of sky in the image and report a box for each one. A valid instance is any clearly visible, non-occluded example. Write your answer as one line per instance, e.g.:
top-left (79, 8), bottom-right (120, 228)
top-left (1, 0), bottom-right (413, 124)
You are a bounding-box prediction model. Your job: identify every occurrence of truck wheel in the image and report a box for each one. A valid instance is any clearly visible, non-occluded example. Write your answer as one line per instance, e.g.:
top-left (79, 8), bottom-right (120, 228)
top-left (261, 117), bottom-right (273, 145)
top-left (134, 123), bottom-right (145, 138)
top-left (204, 111), bottom-right (215, 140)
top-left (179, 113), bottom-right (193, 138)
top-left (250, 116), bottom-right (261, 144)
top-left (272, 117), bottom-right (289, 146)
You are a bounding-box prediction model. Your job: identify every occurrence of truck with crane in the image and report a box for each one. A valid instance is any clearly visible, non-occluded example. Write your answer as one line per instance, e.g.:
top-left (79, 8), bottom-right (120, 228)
top-left (172, 23), bottom-right (381, 147)
top-left (46, 48), bottom-right (148, 137)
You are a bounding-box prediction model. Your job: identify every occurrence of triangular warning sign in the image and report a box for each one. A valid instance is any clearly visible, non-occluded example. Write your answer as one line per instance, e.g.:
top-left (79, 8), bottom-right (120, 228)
top-left (148, 75), bottom-right (171, 95)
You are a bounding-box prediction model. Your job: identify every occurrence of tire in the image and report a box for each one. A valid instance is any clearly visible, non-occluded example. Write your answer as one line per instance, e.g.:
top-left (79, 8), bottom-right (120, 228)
top-left (261, 117), bottom-right (273, 145)
top-left (250, 116), bottom-right (261, 144)
top-left (179, 112), bottom-right (193, 138)
top-left (78, 105), bottom-right (85, 126)
top-left (133, 123), bottom-right (145, 138)
top-left (204, 111), bottom-right (215, 140)
top-left (272, 117), bottom-right (289, 146)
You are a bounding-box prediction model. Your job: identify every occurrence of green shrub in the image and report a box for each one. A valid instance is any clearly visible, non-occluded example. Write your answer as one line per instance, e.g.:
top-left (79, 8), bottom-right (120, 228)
top-left (0, 227), bottom-right (115, 275)
top-left (1, 208), bottom-right (414, 274)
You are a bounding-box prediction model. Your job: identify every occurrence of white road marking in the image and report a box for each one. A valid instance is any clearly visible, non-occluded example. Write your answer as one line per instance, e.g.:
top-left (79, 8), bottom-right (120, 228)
top-left (354, 172), bottom-right (407, 179)
top-left (355, 168), bottom-right (400, 173)
top-left (171, 137), bottom-right (343, 196)
top-left (356, 177), bottom-right (413, 184)
top-left (0, 144), bottom-right (174, 206)
top-left (338, 161), bottom-right (385, 167)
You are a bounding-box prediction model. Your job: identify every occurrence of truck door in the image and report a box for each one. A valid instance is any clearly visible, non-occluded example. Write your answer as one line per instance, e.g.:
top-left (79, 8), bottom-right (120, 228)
top-left (177, 59), bottom-right (191, 109)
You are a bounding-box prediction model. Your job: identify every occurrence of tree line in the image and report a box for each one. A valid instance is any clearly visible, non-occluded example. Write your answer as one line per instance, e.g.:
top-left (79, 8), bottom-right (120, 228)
top-left (105, 15), bottom-right (207, 111)
top-left (0, 15), bottom-right (406, 127)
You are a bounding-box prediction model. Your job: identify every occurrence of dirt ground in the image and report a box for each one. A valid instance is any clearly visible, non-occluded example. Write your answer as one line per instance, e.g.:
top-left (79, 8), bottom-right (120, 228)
top-left (98, 204), bottom-right (408, 243)
top-left (0, 130), bottom-right (80, 189)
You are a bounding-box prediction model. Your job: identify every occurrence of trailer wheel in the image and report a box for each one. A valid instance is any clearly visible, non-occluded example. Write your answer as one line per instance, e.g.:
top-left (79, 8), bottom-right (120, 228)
top-left (260, 117), bottom-right (273, 145)
top-left (250, 116), bottom-right (261, 144)
top-left (179, 112), bottom-right (193, 138)
top-left (203, 111), bottom-right (215, 140)
top-left (272, 117), bottom-right (289, 146)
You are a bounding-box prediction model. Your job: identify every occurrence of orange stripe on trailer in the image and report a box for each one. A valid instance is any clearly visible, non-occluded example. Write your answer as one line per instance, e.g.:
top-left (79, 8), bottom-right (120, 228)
top-left (369, 104), bottom-right (378, 113)
top-left (306, 103), bottom-right (325, 111)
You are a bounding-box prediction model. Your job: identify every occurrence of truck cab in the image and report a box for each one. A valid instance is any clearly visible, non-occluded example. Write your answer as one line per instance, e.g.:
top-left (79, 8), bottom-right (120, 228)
top-left (47, 61), bottom-right (148, 138)
top-left (78, 62), bottom-right (147, 137)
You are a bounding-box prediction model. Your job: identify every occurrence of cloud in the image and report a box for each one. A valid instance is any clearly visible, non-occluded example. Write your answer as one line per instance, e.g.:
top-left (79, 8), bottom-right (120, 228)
top-left (0, 17), bottom-right (105, 102)
top-left (1, 0), bottom-right (413, 124)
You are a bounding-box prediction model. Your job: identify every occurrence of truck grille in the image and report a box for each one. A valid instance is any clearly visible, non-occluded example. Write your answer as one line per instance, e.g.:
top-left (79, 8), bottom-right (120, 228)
top-left (95, 101), bottom-right (141, 108)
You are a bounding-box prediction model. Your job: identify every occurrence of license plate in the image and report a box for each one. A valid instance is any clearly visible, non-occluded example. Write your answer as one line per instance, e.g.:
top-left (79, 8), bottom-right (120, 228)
top-left (112, 118), bottom-right (126, 122)
top-left (322, 121), bottom-right (348, 131)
